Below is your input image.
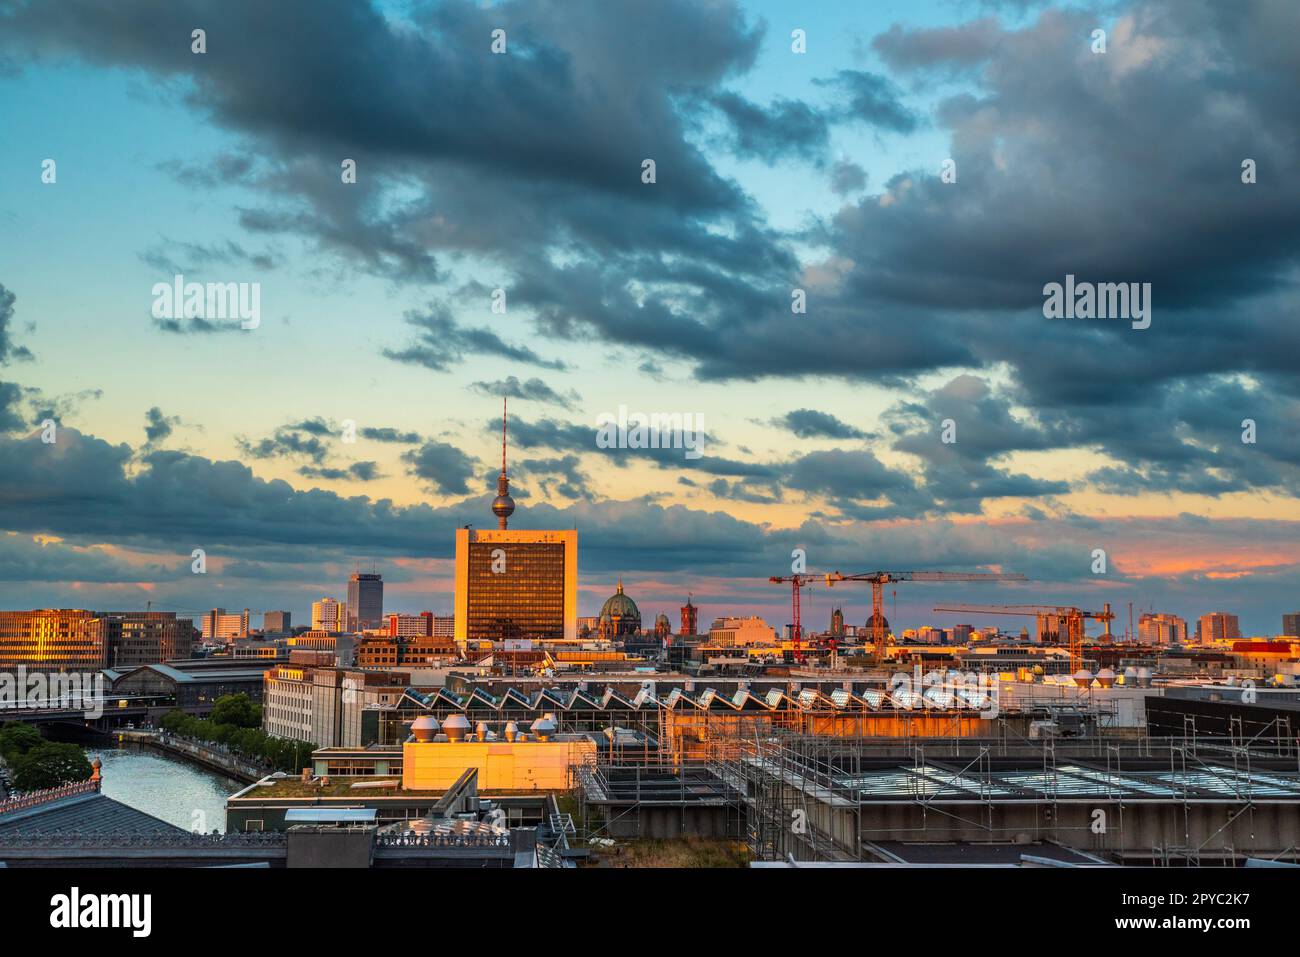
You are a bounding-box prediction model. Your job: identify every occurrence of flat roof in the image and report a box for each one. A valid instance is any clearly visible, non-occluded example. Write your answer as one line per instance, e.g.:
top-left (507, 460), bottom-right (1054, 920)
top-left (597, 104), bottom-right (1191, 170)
top-left (828, 761), bottom-right (1300, 803)
top-left (284, 808), bottom-right (377, 823)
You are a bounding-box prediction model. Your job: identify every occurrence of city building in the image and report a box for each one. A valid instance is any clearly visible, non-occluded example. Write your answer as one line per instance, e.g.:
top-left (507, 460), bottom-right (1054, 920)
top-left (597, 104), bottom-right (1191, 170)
top-left (452, 406), bottom-right (577, 648)
top-left (830, 608), bottom-right (845, 639)
top-left (356, 633), bottom-right (457, 669)
top-left (387, 612), bottom-right (434, 636)
top-left (707, 616), bottom-right (778, 647)
top-left (402, 719), bottom-right (597, 792)
top-left (311, 597), bottom-right (348, 633)
top-left (432, 615), bottom-right (454, 639)
top-left (201, 608), bottom-right (250, 642)
top-left (263, 610), bottom-right (292, 635)
top-left (597, 579), bottom-right (641, 640)
top-left (680, 595), bottom-right (698, 636)
top-left (1196, 611), bottom-right (1241, 642)
top-left (0, 609), bottom-right (106, 671)
top-left (1138, 612), bottom-right (1188, 645)
top-left (104, 612), bottom-right (197, 667)
top-left (347, 571), bottom-right (384, 631)
top-left (916, 626), bottom-right (946, 645)
top-left (104, 658), bottom-right (271, 714)
top-left (0, 609), bottom-right (195, 672)
top-left (263, 663), bottom-right (410, 748)
top-left (1284, 613), bottom-right (1300, 637)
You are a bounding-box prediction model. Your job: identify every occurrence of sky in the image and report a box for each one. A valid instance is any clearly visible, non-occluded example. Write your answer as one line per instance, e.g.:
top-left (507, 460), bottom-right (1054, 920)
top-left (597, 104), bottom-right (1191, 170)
top-left (0, 0), bottom-right (1298, 637)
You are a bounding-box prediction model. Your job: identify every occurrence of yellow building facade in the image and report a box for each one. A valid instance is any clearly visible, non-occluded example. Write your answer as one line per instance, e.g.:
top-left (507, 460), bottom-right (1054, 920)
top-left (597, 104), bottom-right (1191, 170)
top-left (402, 738), bottom-right (596, 791)
top-left (453, 528), bottom-right (578, 649)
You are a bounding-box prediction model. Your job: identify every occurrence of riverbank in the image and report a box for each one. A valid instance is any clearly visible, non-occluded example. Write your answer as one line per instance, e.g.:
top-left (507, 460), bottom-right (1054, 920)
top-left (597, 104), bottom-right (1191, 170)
top-left (114, 730), bottom-right (267, 785)
top-left (87, 744), bottom-right (244, 833)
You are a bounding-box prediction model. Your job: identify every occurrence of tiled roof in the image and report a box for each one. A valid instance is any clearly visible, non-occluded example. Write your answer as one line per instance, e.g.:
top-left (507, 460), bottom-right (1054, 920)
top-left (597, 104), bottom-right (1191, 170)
top-left (0, 792), bottom-right (186, 836)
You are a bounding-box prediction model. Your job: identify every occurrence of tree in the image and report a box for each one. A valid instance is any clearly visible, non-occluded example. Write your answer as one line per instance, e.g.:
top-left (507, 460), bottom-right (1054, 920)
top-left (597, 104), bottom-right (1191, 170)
top-left (0, 722), bottom-right (43, 764)
top-left (11, 741), bottom-right (93, 791)
top-left (210, 693), bottom-right (260, 729)
top-left (159, 709), bottom-right (188, 734)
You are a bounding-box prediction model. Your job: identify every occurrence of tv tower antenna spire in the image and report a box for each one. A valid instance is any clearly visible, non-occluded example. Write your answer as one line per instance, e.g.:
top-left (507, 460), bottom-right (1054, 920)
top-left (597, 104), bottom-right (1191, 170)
top-left (491, 397), bottom-right (515, 530)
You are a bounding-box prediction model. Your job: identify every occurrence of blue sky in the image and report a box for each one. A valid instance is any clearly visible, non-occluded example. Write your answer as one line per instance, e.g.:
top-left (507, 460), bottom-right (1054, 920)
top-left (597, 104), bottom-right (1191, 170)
top-left (1, 0), bottom-right (1298, 636)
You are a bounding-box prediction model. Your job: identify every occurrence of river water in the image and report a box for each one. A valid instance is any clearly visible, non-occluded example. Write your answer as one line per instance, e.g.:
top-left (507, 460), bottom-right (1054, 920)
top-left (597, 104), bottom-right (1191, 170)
top-left (86, 744), bottom-right (244, 833)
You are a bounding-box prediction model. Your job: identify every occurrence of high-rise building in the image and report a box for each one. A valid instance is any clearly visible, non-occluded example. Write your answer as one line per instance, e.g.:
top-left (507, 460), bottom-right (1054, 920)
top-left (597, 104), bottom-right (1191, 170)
top-left (312, 598), bottom-right (348, 633)
top-left (201, 608), bottom-right (250, 641)
top-left (347, 571), bottom-right (383, 631)
top-left (1139, 612), bottom-right (1187, 645)
top-left (829, 607), bottom-right (845, 638)
top-left (263, 611), bottom-right (292, 635)
top-left (1283, 613), bottom-right (1300, 637)
top-left (453, 401), bottom-right (577, 648)
top-left (1196, 612), bottom-right (1241, 642)
top-left (680, 595), bottom-right (698, 636)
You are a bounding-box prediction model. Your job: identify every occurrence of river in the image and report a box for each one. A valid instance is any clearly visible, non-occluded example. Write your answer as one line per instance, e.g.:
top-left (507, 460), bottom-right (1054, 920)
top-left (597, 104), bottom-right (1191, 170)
top-left (86, 744), bottom-right (244, 833)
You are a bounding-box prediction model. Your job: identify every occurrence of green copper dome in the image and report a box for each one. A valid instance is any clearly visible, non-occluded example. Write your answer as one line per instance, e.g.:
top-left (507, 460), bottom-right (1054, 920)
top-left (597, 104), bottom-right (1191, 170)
top-left (599, 578), bottom-right (640, 623)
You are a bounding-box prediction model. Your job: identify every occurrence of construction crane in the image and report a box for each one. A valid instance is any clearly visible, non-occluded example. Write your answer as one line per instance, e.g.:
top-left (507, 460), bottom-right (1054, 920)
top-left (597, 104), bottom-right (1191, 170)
top-left (767, 573), bottom-right (839, 663)
top-left (828, 571), bottom-right (1029, 661)
top-left (932, 603), bottom-right (1115, 672)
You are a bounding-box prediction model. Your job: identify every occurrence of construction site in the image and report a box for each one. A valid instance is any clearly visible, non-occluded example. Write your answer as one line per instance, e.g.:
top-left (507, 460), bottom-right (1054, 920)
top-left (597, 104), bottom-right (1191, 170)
top-left (571, 710), bottom-right (1300, 866)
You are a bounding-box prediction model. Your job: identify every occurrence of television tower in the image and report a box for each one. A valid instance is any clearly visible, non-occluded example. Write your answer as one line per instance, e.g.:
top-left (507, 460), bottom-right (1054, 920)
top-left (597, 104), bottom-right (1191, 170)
top-left (491, 397), bottom-right (515, 529)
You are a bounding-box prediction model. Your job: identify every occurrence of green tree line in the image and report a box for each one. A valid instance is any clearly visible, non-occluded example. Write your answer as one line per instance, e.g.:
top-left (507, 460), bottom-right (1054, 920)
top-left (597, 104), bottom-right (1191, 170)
top-left (159, 693), bottom-right (317, 773)
top-left (0, 722), bottom-right (93, 792)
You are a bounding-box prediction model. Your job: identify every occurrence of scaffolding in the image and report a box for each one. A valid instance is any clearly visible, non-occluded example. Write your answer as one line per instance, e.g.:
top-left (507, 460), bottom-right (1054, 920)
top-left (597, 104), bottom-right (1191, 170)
top-left (725, 718), bottom-right (1300, 865)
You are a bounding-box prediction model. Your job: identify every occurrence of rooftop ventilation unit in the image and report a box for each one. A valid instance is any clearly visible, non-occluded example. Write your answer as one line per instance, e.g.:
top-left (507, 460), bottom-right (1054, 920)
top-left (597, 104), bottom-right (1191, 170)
top-left (410, 715), bottom-right (440, 742)
top-left (442, 714), bottom-right (470, 742)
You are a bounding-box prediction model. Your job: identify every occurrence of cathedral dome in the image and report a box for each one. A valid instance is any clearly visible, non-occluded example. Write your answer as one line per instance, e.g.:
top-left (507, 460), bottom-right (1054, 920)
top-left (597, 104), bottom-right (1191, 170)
top-left (599, 579), bottom-right (640, 623)
top-left (598, 579), bottom-right (642, 641)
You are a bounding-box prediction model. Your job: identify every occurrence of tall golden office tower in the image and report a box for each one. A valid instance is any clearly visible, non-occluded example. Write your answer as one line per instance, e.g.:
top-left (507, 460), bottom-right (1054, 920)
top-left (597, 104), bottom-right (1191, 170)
top-left (454, 399), bottom-right (577, 649)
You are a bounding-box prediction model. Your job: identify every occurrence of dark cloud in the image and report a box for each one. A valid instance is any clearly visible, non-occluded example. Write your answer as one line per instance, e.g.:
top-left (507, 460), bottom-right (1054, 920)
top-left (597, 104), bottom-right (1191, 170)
top-left (709, 91), bottom-right (830, 164)
top-left (361, 426), bottom-right (421, 444)
top-left (469, 375), bottom-right (579, 410)
top-left (517, 454), bottom-right (595, 501)
top-left (777, 408), bottom-right (867, 440)
top-left (0, 426), bottom-right (1295, 633)
top-left (283, 418), bottom-right (334, 438)
top-left (237, 427), bottom-right (329, 464)
top-left (383, 303), bottom-right (565, 373)
top-left (872, 18), bottom-right (1004, 78)
top-left (828, 159), bottom-right (867, 196)
top-left (138, 237), bottom-right (280, 275)
top-left (0, 381), bottom-right (25, 431)
top-left (401, 440), bottom-right (481, 496)
top-left (0, 284), bottom-right (34, 364)
top-left (815, 69), bottom-right (920, 133)
top-left (299, 461), bottom-right (382, 483)
top-left (143, 406), bottom-right (179, 444)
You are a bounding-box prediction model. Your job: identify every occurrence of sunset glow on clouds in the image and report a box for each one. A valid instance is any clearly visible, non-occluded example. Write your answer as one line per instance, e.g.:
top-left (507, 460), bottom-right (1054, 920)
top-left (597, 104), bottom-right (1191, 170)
top-left (1, 0), bottom-right (1298, 634)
